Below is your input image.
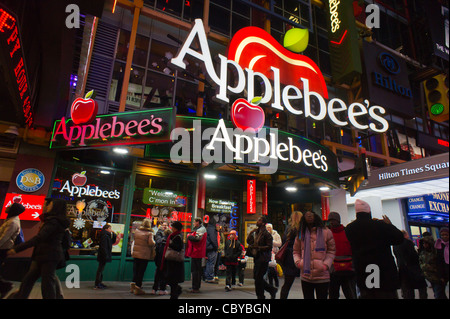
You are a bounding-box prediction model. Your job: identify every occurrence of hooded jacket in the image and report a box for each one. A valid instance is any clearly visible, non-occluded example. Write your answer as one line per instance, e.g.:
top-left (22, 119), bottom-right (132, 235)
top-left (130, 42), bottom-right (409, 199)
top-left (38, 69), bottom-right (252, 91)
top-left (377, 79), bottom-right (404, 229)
top-left (14, 213), bottom-right (71, 263)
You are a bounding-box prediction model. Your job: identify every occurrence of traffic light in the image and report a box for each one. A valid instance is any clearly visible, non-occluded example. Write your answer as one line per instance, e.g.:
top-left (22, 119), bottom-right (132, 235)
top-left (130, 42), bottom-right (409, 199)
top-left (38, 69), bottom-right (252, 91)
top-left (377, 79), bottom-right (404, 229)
top-left (423, 74), bottom-right (449, 122)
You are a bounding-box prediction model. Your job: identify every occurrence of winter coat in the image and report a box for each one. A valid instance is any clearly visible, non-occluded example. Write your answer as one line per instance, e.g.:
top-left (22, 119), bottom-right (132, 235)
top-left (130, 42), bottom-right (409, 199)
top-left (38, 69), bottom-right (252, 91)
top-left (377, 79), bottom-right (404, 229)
top-left (154, 227), bottom-right (169, 266)
top-left (186, 225), bottom-right (207, 258)
top-left (0, 216), bottom-right (21, 250)
top-left (206, 224), bottom-right (218, 253)
top-left (132, 228), bottom-right (155, 260)
top-left (435, 238), bottom-right (449, 282)
top-left (293, 227), bottom-right (336, 282)
top-left (393, 238), bottom-right (427, 289)
top-left (345, 212), bottom-right (404, 291)
top-left (330, 224), bottom-right (354, 273)
top-left (223, 238), bottom-right (242, 265)
top-left (281, 226), bottom-right (300, 277)
top-left (271, 230), bottom-right (282, 249)
top-left (246, 227), bottom-right (273, 263)
top-left (164, 232), bottom-right (185, 284)
top-left (97, 229), bottom-right (117, 263)
top-left (14, 214), bottom-right (71, 263)
top-left (419, 239), bottom-right (441, 284)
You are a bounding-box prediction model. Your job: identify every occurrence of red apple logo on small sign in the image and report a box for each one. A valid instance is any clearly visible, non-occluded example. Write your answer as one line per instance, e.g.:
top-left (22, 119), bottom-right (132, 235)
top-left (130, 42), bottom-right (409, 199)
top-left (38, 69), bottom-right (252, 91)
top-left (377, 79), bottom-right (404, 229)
top-left (13, 195), bottom-right (22, 203)
top-left (70, 90), bottom-right (98, 125)
top-left (231, 97), bottom-right (265, 133)
top-left (72, 171), bottom-right (87, 187)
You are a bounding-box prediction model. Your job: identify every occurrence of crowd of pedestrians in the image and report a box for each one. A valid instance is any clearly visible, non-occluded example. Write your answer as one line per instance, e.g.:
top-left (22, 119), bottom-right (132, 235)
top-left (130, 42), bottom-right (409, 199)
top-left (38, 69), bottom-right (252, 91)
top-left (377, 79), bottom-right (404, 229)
top-left (0, 198), bottom-right (448, 300)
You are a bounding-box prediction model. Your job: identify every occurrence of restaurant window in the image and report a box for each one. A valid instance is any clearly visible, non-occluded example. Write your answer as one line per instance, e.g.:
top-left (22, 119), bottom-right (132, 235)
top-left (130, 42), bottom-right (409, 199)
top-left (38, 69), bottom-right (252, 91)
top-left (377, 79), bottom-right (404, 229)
top-left (143, 70), bottom-right (174, 108)
top-left (50, 162), bottom-right (128, 256)
top-left (209, 0), bottom-right (251, 37)
top-left (128, 173), bottom-right (195, 256)
top-left (109, 62), bottom-right (126, 103)
top-left (156, 0), bottom-right (183, 17)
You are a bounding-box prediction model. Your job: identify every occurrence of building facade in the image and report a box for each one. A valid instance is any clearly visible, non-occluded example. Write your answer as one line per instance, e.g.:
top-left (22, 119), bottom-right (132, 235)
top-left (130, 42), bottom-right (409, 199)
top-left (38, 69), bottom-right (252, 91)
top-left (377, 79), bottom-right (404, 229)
top-left (0, 0), bottom-right (448, 282)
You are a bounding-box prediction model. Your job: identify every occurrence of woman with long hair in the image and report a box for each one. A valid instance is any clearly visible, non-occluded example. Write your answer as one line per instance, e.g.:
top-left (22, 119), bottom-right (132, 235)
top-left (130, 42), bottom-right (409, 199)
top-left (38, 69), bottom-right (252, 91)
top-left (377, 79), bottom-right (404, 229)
top-left (293, 211), bottom-right (335, 299)
top-left (8, 198), bottom-right (70, 299)
top-left (279, 211), bottom-right (302, 299)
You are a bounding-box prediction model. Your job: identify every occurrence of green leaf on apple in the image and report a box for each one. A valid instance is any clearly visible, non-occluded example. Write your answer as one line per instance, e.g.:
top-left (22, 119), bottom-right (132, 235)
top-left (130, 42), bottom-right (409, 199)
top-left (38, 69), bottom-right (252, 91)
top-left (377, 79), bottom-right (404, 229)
top-left (250, 96), bottom-right (262, 105)
top-left (81, 171), bottom-right (86, 175)
top-left (85, 90), bottom-right (96, 99)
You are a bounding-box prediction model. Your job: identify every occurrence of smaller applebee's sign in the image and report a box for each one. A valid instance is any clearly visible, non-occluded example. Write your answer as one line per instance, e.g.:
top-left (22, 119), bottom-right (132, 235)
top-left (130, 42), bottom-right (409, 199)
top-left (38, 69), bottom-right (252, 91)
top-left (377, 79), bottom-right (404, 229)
top-left (60, 171), bottom-right (121, 199)
top-left (0, 193), bottom-right (46, 221)
top-left (50, 100), bottom-right (174, 149)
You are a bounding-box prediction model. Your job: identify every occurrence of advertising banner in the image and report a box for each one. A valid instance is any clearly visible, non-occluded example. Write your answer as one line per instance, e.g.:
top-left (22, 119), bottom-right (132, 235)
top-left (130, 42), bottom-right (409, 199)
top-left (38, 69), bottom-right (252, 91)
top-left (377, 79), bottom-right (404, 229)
top-left (0, 193), bottom-right (46, 221)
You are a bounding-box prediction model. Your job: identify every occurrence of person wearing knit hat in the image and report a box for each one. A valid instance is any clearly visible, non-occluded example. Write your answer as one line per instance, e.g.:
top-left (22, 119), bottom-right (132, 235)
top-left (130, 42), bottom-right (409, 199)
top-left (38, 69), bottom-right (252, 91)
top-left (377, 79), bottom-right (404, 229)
top-left (327, 212), bottom-right (357, 299)
top-left (345, 200), bottom-right (404, 299)
top-left (354, 199), bottom-right (371, 214)
top-left (435, 227), bottom-right (449, 297)
top-left (0, 203), bottom-right (25, 298)
top-left (223, 229), bottom-right (242, 291)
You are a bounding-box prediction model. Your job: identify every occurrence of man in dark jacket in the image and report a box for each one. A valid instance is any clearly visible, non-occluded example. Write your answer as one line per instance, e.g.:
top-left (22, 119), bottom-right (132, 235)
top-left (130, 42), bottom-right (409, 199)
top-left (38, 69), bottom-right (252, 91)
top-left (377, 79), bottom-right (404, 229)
top-left (95, 224), bottom-right (117, 289)
top-left (246, 216), bottom-right (277, 299)
top-left (345, 199), bottom-right (404, 299)
top-left (204, 219), bottom-right (218, 283)
top-left (8, 198), bottom-right (70, 299)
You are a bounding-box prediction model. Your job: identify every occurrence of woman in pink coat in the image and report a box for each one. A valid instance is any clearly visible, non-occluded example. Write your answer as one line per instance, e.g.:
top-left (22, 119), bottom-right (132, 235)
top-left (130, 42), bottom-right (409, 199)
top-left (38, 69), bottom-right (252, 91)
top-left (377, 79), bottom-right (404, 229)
top-left (293, 211), bottom-right (336, 299)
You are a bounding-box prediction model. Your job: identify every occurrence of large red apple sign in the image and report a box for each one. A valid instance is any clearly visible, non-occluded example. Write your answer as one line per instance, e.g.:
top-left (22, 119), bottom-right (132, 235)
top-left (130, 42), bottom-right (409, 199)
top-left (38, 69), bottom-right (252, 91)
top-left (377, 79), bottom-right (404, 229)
top-left (231, 98), bottom-right (265, 133)
top-left (72, 171), bottom-right (87, 186)
top-left (70, 90), bottom-right (98, 125)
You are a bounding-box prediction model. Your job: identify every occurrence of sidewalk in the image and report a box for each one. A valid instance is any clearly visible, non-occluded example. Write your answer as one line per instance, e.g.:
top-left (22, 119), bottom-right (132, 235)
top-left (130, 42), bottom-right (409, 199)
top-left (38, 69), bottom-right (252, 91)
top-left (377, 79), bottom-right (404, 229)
top-left (5, 277), bottom-right (444, 300)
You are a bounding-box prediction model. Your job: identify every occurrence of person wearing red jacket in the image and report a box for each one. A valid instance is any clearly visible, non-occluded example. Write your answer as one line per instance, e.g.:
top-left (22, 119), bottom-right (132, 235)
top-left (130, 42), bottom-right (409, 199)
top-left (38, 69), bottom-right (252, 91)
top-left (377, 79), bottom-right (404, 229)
top-left (186, 218), bottom-right (207, 293)
top-left (328, 212), bottom-right (357, 299)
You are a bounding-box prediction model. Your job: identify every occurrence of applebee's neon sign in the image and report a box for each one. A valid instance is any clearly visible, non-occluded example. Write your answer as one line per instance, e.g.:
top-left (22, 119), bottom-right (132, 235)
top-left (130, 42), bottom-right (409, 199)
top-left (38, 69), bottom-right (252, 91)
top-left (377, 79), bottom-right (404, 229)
top-left (329, 0), bottom-right (341, 33)
top-left (50, 94), bottom-right (173, 149)
top-left (171, 19), bottom-right (388, 133)
top-left (60, 171), bottom-right (121, 199)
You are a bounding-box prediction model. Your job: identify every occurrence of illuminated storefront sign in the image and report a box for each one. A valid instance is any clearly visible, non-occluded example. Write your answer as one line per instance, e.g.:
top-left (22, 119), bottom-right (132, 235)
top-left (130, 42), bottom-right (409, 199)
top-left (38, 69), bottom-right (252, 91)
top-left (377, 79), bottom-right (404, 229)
top-left (142, 188), bottom-right (186, 207)
top-left (16, 168), bottom-right (45, 193)
top-left (50, 107), bottom-right (174, 149)
top-left (329, 0), bottom-right (341, 33)
top-left (148, 116), bottom-right (339, 186)
top-left (247, 180), bottom-right (256, 214)
top-left (358, 153), bottom-right (449, 190)
top-left (407, 192), bottom-right (449, 223)
top-left (206, 198), bottom-right (238, 214)
top-left (0, 193), bottom-right (46, 221)
top-left (171, 19), bottom-right (388, 133)
top-left (326, 0), bottom-right (362, 85)
top-left (59, 171), bottom-right (121, 199)
top-left (0, 6), bottom-right (33, 126)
